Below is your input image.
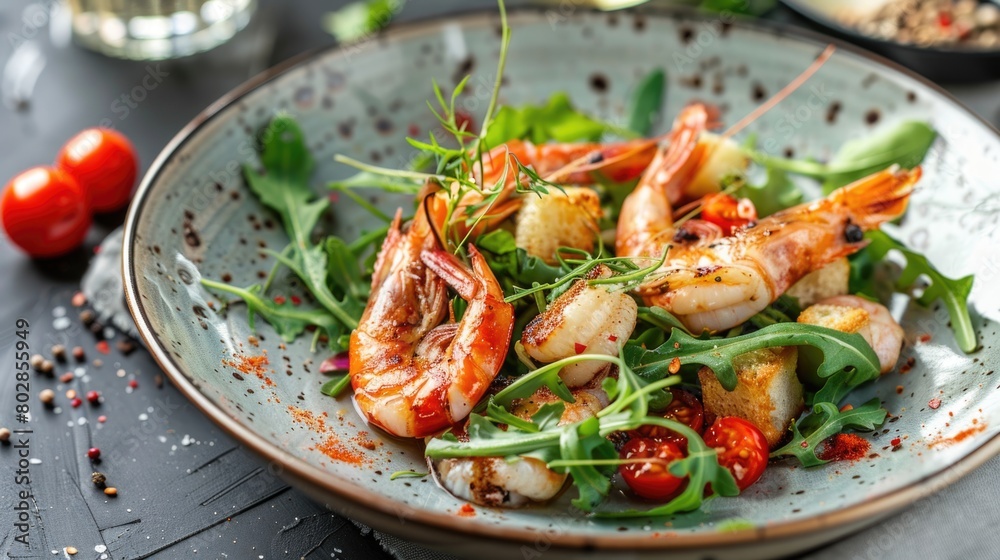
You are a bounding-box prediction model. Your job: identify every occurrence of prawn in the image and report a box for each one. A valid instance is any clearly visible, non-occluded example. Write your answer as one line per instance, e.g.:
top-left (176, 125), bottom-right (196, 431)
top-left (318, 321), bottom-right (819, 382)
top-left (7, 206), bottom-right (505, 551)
top-left (349, 201), bottom-right (515, 438)
top-left (616, 103), bottom-right (921, 334)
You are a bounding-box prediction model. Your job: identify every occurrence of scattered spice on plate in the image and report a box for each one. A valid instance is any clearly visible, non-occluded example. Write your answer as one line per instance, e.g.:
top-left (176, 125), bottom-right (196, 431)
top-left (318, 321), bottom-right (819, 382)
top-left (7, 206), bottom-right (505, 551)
top-left (819, 433), bottom-right (871, 462)
top-left (95, 341), bottom-right (110, 355)
top-left (457, 504), bottom-right (476, 517)
top-left (39, 389), bottom-right (55, 405)
top-left (225, 353), bottom-right (273, 386)
top-left (313, 435), bottom-right (363, 465)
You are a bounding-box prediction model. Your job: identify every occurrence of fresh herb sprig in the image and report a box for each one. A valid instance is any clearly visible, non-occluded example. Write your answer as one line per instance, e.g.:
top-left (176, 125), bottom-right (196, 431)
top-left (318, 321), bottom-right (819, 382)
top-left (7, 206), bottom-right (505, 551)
top-left (426, 352), bottom-right (739, 515)
top-left (771, 399), bottom-right (887, 467)
top-left (856, 230), bottom-right (977, 353)
top-left (624, 322), bottom-right (881, 401)
top-left (202, 116), bottom-right (368, 352)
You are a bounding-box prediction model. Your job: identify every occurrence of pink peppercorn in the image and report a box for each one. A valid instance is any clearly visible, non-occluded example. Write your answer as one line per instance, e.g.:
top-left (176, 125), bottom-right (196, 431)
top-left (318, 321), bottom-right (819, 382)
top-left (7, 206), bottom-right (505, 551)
top-left (87, 447), bottom-right (101, 460)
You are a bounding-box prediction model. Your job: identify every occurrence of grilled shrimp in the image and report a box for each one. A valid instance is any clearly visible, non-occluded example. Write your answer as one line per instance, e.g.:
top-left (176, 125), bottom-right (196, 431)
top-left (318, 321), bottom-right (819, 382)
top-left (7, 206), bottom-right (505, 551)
top-left (476, 137), bottom-right (659, 186)
top-left (350, 205), bottom-right (514, 438)
top-left (807, 295), bottom-right (905, 373)
top-left (521, 265), bottom-right (638, 387)
top-left (515, 186), bottom-right (602, 264)
top-left (616, 103), bottom-right (921, 334)
top-left (436, 383), bottom-right (609, 507)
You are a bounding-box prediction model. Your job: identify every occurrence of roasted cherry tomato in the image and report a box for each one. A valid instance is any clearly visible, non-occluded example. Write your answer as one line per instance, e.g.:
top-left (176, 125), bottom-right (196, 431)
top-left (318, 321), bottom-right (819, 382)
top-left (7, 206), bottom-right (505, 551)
top-left (1, 166), bottom-right (91, 257)
top-left (618, 437), bottom-right (686, 501)
top-left (634, 389), bottom-right (705, 448)
top-left (702, 417), bottom-right (769, 491)
top-left (700, 193), bottom-right (757, 234)
top-left (56, 128), bottom-right (138, 212)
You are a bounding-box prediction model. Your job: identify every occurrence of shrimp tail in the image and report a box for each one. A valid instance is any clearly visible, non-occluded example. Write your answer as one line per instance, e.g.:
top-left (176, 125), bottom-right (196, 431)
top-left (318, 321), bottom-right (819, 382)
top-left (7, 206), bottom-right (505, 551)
top-left (832, 165), bottom-right (921, 230)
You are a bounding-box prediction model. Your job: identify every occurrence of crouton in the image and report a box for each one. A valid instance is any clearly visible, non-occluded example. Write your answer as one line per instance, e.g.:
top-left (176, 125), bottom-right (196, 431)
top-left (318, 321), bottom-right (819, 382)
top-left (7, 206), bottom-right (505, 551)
top-left (687, 133), bottom-right (750, 199)
top-left (698, 346), bottom-right (803, 449)
top-left (515, 186), bottom-right (601, 264)
top-left (798, 295), bottom-right (904, 375)
top-left (785, 258), bottom-right (850, 307)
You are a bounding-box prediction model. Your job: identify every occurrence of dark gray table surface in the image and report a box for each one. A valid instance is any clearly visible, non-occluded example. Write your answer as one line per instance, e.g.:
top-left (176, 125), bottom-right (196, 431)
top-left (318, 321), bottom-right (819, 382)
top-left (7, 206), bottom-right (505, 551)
top-left (1, 1), bottom-right (999, 559)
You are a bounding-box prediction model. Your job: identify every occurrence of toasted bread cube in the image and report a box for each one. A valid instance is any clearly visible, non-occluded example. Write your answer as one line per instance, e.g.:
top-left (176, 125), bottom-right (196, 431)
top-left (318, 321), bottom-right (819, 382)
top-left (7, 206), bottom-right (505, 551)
top-left (698, 346), bottom-right (803, 449)
top-left (515, 186), bottom-right (601, 265)
top-left (785, 258), bottom-right (850, 307)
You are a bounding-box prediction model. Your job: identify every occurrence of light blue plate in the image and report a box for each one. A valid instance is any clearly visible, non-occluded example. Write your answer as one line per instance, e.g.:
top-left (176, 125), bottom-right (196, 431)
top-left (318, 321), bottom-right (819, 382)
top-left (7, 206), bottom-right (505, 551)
top-left (123, 7), bottom-right (1000, 559)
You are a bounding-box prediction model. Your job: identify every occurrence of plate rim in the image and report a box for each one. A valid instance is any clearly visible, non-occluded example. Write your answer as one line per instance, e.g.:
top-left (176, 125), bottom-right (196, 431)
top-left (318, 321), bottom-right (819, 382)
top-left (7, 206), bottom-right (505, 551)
top-left (122, 4), bottom-right (1000, 552)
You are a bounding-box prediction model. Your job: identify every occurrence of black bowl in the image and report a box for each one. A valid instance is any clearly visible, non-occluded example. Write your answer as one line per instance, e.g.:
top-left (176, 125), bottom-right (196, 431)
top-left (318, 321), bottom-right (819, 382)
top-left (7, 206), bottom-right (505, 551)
top-left (781, 0), bottom-right (1000, 83)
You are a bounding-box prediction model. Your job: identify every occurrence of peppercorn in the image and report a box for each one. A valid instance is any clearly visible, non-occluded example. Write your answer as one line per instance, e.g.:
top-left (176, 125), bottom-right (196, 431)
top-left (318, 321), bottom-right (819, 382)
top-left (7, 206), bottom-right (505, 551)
top-left (87, 447), bottom-right (101, 460)
top-left (104, 487), bottom-right (118, 497)
top-left (0, 428), bottom-right (11, 444)
top-left (79, 309), bottom-right (96, 326)
top-left (91, 471), bottom-right (106, 487)
top-left (51, 344), bottom-right (67, 362)
top-left (39, 389), bottom-right (55, 405)
top-left (30, 354), bottom-right (45, 370)
top-left (38, 360), bottom-right (54, 375)
top-left (72, 346), bottom-right (85, 362)
top-left (86, 390), bottom-right (100, 404)
top-left (71, 397), bottom-right (83, 408)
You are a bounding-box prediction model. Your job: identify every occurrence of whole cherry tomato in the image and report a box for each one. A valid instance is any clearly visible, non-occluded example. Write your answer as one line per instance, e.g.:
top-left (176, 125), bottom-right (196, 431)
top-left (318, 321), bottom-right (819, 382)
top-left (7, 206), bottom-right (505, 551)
top-left (1, 166), bottom-right (91, 257)
top-left (634, 389), bottom-right (705, 449)
top-left (618, 437), bottom-right (686, 501)
top-left (56, 128), bottom-right (138, 212)
top-left (700, 193), bottom-right (757, 234)
top-left (702, 417), bottom-right (769, 491)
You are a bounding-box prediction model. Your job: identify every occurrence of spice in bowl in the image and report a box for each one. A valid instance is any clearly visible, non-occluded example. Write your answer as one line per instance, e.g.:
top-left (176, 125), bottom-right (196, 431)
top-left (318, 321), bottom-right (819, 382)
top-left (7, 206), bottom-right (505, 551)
top-left (837, 0), bottom-right (1000, 48)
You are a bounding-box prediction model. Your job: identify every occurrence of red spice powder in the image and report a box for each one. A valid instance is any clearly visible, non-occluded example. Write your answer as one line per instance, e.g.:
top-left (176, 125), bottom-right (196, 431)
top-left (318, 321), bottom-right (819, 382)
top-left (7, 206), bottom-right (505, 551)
top-left (456, 504), bottom-right (476, 517)
top-left (929, 422), bottom-right (987, 448)
top-left (313, 435), bottom-right (363, 464)
top-left (819, 433), bottom-right (870, 462)
top-left (288, 405), bottom-right (327, 432)
top-left (225, 353), bottom-right (273, 386)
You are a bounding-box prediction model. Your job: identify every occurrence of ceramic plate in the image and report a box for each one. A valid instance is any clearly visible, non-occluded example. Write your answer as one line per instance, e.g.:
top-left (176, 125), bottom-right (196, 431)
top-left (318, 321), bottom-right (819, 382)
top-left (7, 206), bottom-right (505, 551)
top-left (123, 7), bottom-right (1000, 559)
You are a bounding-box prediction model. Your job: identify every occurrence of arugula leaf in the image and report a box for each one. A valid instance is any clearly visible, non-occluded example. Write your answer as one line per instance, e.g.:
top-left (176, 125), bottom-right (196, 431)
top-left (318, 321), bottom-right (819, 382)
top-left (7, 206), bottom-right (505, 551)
top-left (626, 69), bottom-right (666, 136)
top-left (200, 279), bottom-right (342, 345)
top-left (560, 418), bottom-right (617, 510)
top-left (699, 0), bottom-right (776, 15)
top-left (242, 116), bottom-right (362, 331)
top-left (865, 230), bottom-right (977, 353)
top-left (770, 398), bottom-right (887, 467)
top-left (320, 375), bottom-right (352, 398)
top-left (624, 323), bottom-right (881, 399)
top-left (752, 121), bottom-right (936, 194)
top-left (482, 92), bottom-right (630, 150)
top-left (322, 0), bottom-right (404, 44)
top-left (476, 230), bottom-right (566, 288)
top-left (741, 167), bottom-right (802, 217)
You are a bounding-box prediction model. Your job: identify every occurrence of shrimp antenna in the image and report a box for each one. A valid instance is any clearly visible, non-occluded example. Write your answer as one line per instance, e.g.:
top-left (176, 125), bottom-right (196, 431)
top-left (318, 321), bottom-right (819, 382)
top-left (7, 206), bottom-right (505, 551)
top-left (721, 44), bottom-right (836, 140)
top-left (422, 192), bottom-right (447, 251)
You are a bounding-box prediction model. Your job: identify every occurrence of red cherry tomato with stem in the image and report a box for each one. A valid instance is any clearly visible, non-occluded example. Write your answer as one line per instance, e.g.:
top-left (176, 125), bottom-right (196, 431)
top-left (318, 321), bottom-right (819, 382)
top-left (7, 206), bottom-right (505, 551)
top-left (618, 437), bottom-right (687, 501)
top-left (702, 417), bottom-right (769, 491)
top-left (700, 193), bottom-right (757, 235)
top-left (1, 167), bottom-right (91, 258)
top-left (56, 128), bottom-right (138, 213)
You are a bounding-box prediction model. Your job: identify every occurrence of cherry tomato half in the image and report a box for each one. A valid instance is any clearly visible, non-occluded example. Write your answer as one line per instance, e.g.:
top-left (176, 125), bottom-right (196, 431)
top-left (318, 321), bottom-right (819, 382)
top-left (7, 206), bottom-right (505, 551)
top-left (56, 128), bottom-right (138, 213)
top-left (1, 166), bottom-right (91, 257)
top-left (700, 193), bottom-right (757, 235)
top-left (634, 389), bottom-right (705, 448)
top-left (702, 417), bottom-right (769, 491)
top-left (619, 437), bottom-right (686, 501)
